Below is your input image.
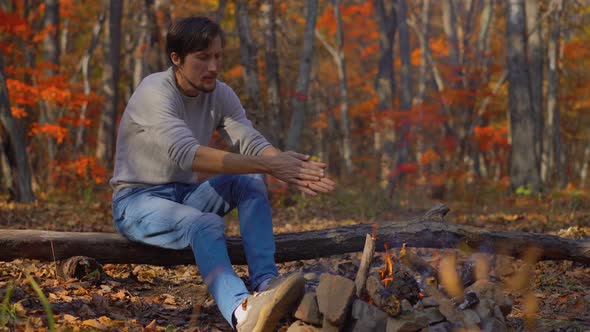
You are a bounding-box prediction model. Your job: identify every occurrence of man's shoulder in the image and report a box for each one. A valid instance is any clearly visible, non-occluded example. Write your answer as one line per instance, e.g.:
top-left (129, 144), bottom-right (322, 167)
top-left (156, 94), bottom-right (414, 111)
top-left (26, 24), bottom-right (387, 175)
top-left (139, 68), bottom-right (175, 92)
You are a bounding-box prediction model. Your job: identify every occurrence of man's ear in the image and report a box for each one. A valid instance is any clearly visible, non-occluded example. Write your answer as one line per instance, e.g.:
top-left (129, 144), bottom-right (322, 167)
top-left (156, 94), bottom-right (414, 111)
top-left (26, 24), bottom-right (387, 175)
top-left (170, 52), bottom-right (181, 67)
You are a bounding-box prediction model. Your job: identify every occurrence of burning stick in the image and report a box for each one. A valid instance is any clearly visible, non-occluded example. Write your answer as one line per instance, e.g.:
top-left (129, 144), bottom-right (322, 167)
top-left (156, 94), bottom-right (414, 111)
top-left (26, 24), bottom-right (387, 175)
top-left (366, 274), bottom-right (401, 317)
top-left (355, 233), bottom-right (376, 299)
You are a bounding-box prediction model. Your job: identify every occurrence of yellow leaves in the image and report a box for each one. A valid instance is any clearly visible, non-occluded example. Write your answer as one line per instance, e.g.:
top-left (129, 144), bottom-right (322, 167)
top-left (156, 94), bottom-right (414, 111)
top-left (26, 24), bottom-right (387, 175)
top-left (82, 316), bottom-right (114, 330)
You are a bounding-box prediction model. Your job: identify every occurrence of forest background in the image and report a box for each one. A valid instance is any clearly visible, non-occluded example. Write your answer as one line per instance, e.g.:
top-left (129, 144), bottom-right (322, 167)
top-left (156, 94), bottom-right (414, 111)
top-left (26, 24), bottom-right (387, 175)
top-left (0, 0), bottom-right (589, 330)
top-left (1, 0), bottom-right (589, 205)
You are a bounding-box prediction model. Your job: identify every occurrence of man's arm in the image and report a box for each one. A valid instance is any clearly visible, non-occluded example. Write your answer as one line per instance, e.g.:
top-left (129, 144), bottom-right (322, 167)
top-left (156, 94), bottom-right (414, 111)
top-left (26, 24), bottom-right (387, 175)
top-left (192, 145), bottom-right (331, 194)
top-left (260, 146), bottom-right (336, 195)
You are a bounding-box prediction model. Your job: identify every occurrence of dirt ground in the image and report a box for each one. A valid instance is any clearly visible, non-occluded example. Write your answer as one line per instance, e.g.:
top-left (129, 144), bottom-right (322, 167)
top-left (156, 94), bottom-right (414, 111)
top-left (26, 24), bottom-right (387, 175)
top-left (0, 194), bottom-right (589, 331)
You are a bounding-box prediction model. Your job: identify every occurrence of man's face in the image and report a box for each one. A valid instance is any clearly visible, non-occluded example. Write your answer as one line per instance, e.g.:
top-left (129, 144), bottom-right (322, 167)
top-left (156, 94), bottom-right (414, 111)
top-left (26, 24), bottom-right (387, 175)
top-left (174, 35), bottom-right (223, 95)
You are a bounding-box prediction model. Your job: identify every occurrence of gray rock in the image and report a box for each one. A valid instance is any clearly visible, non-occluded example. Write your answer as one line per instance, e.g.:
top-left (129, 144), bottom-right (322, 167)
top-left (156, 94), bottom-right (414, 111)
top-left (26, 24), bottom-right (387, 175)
top-left (493, 305), bottom-right (505, 322)
top-left (482, 318), bottom-right (507, 332)
top-left (474, 298), bottom-right (493, 320)
top-left (294, 292), bottom-right (322, 326)
top-left (386, 313), bottom-right (429, 332)
top-left (465, 280), bottom-right (512, 316)
top-left (401, 299), bottom-right (413, 312)
top-left (316, 273), bottom-right (356, 326)
top-left (416, 307), bottom-right (445, 325)
top-left (421, 297), bottom-right (439, 308)
top-left (351, 300), bottom-right (388, 331)
top-left (287, 320), bottom-right (321, 332)
top-left (462, 309), bottom-right (481, 326)
top-left (420, 321), bottom-right (452, 332)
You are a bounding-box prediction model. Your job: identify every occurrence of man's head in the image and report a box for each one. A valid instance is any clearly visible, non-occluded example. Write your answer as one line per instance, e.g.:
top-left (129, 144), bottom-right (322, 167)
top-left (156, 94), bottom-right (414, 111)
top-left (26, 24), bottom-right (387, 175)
top-left (167, 17), bottom-right (225, 96)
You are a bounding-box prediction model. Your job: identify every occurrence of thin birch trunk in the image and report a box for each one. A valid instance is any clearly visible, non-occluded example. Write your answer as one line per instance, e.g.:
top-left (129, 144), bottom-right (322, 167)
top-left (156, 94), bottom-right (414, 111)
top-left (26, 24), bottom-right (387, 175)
top-left (286, 0), bottom-right (318, 151)
top-left (334, 0), bottom-right (352, 174)
top-left (75, 11), bottom-right (106, 150)
top-left (546, 0), bottom-right (565, 187)
top-left (260, 0), bottom-right (283, 148)
top-left (372, 0), bottom-right (396, 187)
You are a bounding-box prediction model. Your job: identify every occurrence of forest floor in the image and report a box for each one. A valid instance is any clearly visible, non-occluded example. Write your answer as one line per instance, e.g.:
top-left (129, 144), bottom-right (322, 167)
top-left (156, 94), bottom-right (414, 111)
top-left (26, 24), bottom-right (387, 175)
top-left (0, 184), bottom-right (589, 331)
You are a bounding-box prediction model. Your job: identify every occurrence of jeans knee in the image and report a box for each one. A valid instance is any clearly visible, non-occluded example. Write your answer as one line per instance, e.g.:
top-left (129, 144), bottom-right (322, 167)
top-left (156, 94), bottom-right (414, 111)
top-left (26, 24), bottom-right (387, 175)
top-left (187, 213), bottom-right (225, 241)
top-left (236, 174), bottom-right (267, 197)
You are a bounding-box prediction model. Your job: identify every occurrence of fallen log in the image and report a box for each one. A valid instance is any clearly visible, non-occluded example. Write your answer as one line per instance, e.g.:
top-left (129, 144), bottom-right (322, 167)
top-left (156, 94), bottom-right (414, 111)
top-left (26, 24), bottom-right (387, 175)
top-left (0, 204), bottom-right (588, 265)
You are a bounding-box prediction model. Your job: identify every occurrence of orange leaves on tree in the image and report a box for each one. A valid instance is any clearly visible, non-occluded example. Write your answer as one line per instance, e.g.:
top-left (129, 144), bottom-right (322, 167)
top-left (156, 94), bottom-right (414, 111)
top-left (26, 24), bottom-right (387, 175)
top-left (420, 149), bottom-right (440, 166)
top-left (225, 65), bottom-right (243, 80)
top-left (6, 78), bottom-right (38, 106)
top-left (29, 123), bottom-right (68, 144)
top-left (473, 125), bottom-right (509, 152)
top-left (10, 107), bottom-right (27, 119)
top-left (312, 113), bottom-right (328, 129)
top-left (53, 155), bottom-right (107, 185)
top-left (0, 9), bottom-right (32, 40)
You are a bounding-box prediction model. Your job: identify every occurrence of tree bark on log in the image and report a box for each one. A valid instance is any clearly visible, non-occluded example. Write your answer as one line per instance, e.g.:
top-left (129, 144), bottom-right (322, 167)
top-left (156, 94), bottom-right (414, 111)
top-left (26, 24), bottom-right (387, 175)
top-left (0, 205), bottom-right (588, 266)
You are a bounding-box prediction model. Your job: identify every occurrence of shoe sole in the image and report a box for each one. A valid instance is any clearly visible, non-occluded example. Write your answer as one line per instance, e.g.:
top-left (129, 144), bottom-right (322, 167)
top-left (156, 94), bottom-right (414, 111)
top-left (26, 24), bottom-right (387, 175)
top-left (252, 274), bottom-right (305, 332)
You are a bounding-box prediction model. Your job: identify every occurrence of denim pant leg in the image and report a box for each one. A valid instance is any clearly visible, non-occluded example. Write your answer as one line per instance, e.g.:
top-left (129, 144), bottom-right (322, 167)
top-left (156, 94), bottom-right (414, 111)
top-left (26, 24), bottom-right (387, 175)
top-left (112, 185), bottom-right (250, 325)
top-left (181, 174), bottom-right (278, 291)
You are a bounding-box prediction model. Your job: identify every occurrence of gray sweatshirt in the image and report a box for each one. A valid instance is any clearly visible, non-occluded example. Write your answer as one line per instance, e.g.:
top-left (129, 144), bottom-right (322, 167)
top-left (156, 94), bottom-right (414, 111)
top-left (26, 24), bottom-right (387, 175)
top-left (110, 67), bottom-right (271, 193)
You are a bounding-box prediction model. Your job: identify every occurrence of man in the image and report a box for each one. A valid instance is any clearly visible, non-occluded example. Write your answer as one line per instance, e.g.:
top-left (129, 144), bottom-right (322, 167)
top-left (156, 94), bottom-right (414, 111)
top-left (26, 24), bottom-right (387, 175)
top-left (110, 17), bottom-right (335, 331)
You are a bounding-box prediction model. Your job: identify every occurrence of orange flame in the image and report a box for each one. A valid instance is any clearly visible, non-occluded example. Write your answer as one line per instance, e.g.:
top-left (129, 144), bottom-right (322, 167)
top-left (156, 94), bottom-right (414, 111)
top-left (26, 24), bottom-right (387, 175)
top-left (380, 243), bottom-right (394, 286)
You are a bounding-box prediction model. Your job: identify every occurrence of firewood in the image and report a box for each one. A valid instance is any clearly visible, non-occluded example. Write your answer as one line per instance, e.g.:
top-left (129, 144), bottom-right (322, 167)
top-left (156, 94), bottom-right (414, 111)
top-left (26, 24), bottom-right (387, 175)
top-left (354, 234), bottom-right (375, 299)
top-left (365, 274), bottom-right (401, 317)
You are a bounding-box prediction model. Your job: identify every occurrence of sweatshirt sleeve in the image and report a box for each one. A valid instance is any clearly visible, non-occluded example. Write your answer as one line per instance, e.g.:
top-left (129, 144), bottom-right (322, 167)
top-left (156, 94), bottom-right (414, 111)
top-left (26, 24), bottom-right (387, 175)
top-left (216, 84), bottom-right (272, 156)
top-left (126, 83), bottom-right (200, 172)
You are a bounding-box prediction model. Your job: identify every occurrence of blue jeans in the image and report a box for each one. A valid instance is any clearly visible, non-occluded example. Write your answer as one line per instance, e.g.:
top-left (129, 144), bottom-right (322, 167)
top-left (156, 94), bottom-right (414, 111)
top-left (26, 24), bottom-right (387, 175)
top-left (111, 174), bottom-right (278, 325)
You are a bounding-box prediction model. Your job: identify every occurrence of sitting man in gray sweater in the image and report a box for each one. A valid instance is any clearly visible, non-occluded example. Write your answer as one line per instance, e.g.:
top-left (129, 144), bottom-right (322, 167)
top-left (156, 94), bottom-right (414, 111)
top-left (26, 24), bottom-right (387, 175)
top-left (110, 16), bottom-right (335, 332)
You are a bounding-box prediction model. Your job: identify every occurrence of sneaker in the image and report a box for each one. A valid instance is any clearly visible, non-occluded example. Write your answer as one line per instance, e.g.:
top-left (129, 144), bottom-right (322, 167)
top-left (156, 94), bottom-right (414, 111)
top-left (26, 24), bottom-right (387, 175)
top-left (236, 273), bottom-right (305, 332)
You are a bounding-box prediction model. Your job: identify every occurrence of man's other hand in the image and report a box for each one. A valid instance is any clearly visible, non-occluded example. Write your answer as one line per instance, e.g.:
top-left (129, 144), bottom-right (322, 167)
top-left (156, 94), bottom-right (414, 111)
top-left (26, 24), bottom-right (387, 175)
top-left (266, 151), bottom-right (335, 196)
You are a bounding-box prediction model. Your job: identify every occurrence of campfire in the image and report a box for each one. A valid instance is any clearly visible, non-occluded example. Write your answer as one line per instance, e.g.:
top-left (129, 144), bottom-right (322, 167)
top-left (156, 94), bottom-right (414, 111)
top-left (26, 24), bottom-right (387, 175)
top-left (287, 235), bottom-right (513, 331)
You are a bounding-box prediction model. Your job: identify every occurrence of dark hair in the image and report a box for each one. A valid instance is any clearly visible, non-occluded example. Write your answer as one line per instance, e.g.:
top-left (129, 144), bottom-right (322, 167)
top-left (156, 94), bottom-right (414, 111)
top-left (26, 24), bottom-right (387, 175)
top-left (166, 17), bottom-right (225, 65)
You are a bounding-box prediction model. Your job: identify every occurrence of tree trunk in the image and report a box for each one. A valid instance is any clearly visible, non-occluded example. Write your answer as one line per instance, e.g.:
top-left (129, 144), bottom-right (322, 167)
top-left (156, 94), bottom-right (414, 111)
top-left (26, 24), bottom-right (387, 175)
top-left (506, 0), bottom-right (542, 193)
top-left (214, 0), bottom-right (227, 22)
top-left (96, 0), bottom-right (122, 168)
top-left (394, 0), bottom-right (412, 190)
top-left (43, 0), bottom-right (60, 69)
top-left (546, 0), bottom-right (565, 187)
top-left (0, 54), bottom-right (34, 202)
top-left (286, 0), bottom-right (318, 151)
top-left (1, 206), bottom-right (588, 265)
top-left (235, 0), bottom-right (265, 134)
top-left (260, 0), bottom-right (283, 148)
top-left (132, 0), bottom-right (150, 89)
top-left (41, 0), bottom-right (60, 168)
top-left (525, 0), bottom-right (544, 168)
top-left (413, 0), bottom-right (430, 179)
top-left (441, 0), bottom-right (460, 68)
top-left (373, 0), bottom-right (396, 188)
top-left (75, 10), bottom-right (106, 151)
top-left (334, 0), bottom-right (352, 174)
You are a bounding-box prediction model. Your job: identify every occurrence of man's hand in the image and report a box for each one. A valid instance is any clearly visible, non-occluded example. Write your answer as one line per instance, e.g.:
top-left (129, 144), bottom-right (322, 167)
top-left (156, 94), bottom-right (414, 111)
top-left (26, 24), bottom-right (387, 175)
top-left (266, 151), bottom-right (335, 196)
